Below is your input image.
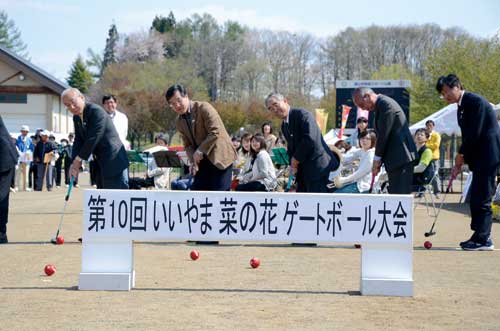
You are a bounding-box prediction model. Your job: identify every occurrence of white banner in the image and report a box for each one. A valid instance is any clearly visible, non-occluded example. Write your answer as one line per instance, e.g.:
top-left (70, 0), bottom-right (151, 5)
top-left (83, 190), bottom-right (413, 244)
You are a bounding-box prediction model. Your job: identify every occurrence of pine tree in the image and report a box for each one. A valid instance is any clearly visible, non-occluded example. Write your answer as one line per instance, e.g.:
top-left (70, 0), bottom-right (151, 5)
top-left (67, 55), bottom-right (93, 94)
top-left (151, 12), bottom-right (176, 34)
top-left (102, 23), bottom-right (119, 74)
top-left (0, 10), bottom-right (28, 58)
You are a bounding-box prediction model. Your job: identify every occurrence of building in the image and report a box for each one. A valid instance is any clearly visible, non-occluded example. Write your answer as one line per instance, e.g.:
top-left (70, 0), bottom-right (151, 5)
top-left (0, 45), bottom-right (71, 136)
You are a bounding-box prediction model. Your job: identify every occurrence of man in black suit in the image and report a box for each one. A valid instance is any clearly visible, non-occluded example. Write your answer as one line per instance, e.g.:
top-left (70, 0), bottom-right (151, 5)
top-left (265, 93), bottom-right (339, 193)
top-left (0, 115), bottom-right (19, 243)
top-left (353, 87), bottom-right (416, 194)
top-left (62, 88), bottom-right (129, 189)
top-left (437, 74), bottom-right (500, 251)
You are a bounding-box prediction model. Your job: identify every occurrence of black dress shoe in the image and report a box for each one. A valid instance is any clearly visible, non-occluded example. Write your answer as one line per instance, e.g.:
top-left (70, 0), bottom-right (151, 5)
top-left (291, 243), bottom-right (317, 247)
top-left (0, 232), bottom-right (8, 244)
top-left (195, 241), bottom-right (219, 245)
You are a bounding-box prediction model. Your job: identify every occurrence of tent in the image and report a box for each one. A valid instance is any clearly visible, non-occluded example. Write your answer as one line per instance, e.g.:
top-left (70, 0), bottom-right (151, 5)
top-left (410, 103), bottom-right (460, 135)
top-left (410, 103), bottom-right (500, 135)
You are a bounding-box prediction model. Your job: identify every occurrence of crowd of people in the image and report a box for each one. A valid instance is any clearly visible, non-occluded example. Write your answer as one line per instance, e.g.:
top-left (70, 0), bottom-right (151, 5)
top-left (1, 74), bottom-right (499, 251)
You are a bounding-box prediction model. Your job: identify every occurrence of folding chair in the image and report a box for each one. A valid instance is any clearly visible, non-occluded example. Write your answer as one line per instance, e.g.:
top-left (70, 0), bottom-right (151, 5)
top-left (413, 172), bottom-right (440, 217)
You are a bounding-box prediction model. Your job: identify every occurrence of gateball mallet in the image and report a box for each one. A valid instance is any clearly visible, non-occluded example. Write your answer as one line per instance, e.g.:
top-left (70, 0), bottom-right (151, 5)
top-left (368, 173), bottom-right (376, 194)
top-left (424, 170), bottom-right (457, 237)
top-left (50, 176), bottom-right (75, 244)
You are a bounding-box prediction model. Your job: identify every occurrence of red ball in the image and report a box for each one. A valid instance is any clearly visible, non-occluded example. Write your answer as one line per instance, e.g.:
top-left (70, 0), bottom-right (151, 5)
top-left (424, 241), bottom-right (432, 249)
top-left (44, 264), bottom-right (56, 276)
top-left (190, 250), bottom-right (200, 261)
top-left (250, 257), bottom-right (260, 269)
top-left (56, 236), bottom-right (64, 245)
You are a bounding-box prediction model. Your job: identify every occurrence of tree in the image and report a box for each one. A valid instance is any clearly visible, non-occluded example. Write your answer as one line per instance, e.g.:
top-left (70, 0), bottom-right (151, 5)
top-left (0, 10), bottom-right (28, 58)
top-left (85, 48), bottom-right (103, 79)
top-left (67, 55), bottom-right (93, 94)
top-left (151, 12), bottom-right (176, 34)
top-left (116, 30), bottom-right (164, 63)
top-left (102, 23), bottom-right (119, 73)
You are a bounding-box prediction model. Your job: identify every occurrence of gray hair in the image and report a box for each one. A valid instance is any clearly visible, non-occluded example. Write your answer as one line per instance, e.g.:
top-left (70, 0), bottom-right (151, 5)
top-left (352, 87), bottom-right (374, 98)
top-left (265, 92), bottom-right (285, 107)
top-left (61, 87), bottom-right (83, 99)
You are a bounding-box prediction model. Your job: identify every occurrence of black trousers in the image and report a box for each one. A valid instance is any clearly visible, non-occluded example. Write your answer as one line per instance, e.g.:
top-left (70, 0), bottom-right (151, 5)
top-left (54, 158), bottom-right (63, 186)
top-left (469, 166), bottom-right (497, 243)
top-left (388, 162), bottom-right (414, 194)
top-left (235, 181), bottom-right (267, 191)
top-left (191, 158), bottom-right (232, 191)
top-left (0, 167), bottom-right (14, 233)
top-left (296, 168), bottom-right (329, 193)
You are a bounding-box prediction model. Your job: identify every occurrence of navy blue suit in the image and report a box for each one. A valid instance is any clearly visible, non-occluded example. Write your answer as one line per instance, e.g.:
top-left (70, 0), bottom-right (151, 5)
top-left (73, 103), bottom-right (129, 189)
top-left (0, 115), bottom-right (18, 235)
top-left (457, 92), bottom-right (500, 243)
top-left (282, 108), bottom-right (339, 192)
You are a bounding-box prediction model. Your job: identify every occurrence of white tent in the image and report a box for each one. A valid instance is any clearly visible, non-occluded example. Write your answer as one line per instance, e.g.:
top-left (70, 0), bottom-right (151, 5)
top-left (410, 103), bottom-right (460, 135)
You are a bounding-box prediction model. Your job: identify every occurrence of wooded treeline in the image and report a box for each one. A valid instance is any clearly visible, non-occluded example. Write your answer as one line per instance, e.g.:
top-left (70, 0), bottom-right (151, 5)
top-left (65, 11), bottom-right (500, 142)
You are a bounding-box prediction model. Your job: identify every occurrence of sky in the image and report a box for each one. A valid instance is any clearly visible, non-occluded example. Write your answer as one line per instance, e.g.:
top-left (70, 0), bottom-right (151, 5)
top-left (2, 0), bottom-right (500, 81)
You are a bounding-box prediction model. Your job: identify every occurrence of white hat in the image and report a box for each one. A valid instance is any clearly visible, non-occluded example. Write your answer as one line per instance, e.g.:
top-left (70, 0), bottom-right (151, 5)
top-left (20, 125), bottom-right (30, 132)
top-left (40, 130), bottom-right (50, 136)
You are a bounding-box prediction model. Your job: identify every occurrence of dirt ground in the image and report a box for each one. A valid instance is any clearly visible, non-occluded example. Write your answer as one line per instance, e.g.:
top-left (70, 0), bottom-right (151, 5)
top-left (1, 173), bottom-right (500, 330)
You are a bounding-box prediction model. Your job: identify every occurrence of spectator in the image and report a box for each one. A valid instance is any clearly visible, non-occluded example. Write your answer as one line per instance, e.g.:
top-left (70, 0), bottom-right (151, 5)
top-left (347, 117), bottom-right (368, 148)
top-left (102, 94), bottom-right (130, 150)
top-left (261, 121), bottom-right (277, 153)
top-left (33, 130), bottom-right (58, 191)
top-left (425, 120), bottom-right (441, 198)
top-left (333, 130), bottom-right (377, 193)
top-left (234, 132), bottom-right (252, 170)
top-left (236, 134), bottom-right (277, 191)
top-left (412, 128), bottom-right (435, 195)
top-left (28, 135), bottom-right (39, 190)
top-left (15, 125), bottom-right (34, 191)
top-left (49, 133), bottom-right (62, 188)
top-left (146, 133), bottom-right (171, 189)
top-left (231, 136), bottom-right (241, 151)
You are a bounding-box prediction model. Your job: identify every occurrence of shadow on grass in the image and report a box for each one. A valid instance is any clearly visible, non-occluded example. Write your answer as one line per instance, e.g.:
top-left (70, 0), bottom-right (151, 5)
top-left (1, 285), bottom-right (360, 296)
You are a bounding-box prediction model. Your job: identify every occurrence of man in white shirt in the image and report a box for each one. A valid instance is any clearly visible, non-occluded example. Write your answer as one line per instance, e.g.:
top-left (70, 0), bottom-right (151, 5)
top-left (102, 94), bottom-right (130, 150)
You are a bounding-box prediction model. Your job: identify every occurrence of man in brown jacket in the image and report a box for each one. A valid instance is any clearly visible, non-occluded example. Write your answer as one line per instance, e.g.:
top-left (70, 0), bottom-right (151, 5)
top-left (166, 84), bottom-right (236, 191)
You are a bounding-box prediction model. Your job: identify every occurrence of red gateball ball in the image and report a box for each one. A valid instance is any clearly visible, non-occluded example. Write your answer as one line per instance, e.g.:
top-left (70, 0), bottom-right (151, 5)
top-left (190, 250), bottom-right (200, 261)
top-left (250, 257), bottom-right (260, 269)
top-left (44, 264), bottom-right (56, 276)
top-left (424, 241), bottom-right (432, 249)
top-left (56, 236), bottom-right (64, 245)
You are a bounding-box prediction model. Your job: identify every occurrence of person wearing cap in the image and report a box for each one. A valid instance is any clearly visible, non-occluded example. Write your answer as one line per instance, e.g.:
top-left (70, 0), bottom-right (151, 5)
top-left (62, 88), bottom-right (129, 189)
top-left (15, 125), bottom-right (34, 191)
top-left (33, 130), bottom-right (58, 191)
top-left (0, 115), bottom-right (18, 243)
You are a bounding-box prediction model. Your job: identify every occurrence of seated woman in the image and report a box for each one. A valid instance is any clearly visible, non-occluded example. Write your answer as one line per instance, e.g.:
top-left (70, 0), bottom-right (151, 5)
top-left (129, 134), bottom-right (170, 190)
top-left (412, 128), bottom-right (435, 194)
top-left (235, 134), bottom-right (277, 192)
top-left (332, 130), bottom-right (377, 193)
top-left (234, 132), bottom-right (252, 170)
top-left (261, 121), bottom-right (277, 153)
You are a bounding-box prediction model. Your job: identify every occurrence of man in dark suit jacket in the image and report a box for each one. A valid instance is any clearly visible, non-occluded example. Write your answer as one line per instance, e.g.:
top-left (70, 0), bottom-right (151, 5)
top-left (62, 88), bottom-right (129, 189)
top-left (0, 115), bottom-right (19, 243)
top-left (437, 74), bottom-right (500, 251)
top-left (353, 87), bottom-right (416, 194)
top-left (265, 93), bottom-right (339, 193)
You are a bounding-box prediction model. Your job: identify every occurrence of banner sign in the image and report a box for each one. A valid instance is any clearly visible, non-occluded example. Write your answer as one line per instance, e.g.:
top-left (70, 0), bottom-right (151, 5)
top-left (83, 190), bottom-right (412, 244)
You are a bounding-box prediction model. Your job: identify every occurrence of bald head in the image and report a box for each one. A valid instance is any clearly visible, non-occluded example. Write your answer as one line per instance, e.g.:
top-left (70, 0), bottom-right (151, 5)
top-left (62, 88), bottom-right (85, 115)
